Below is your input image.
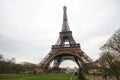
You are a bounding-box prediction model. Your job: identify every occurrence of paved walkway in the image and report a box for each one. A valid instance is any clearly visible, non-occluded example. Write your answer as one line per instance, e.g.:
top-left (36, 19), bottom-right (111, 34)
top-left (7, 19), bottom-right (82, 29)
top-left (69, 70), bottom-right (76, 80)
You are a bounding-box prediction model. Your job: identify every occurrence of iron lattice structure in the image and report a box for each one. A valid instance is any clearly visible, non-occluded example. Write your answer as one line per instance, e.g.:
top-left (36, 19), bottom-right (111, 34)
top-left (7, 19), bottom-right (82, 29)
top-left (39, 6), bottom-right (93, 72)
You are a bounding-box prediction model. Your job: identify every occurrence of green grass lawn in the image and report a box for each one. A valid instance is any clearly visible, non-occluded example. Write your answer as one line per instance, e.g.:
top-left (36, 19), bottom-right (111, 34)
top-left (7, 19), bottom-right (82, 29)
top-left (0, 74), bottom-right (78, 80)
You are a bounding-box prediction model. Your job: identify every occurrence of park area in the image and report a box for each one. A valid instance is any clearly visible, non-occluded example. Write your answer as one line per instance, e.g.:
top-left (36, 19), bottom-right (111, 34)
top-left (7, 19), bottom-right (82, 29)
top-left (0, 74), bottom-right (117, 80)
top-left (0, 74), bottom-right (77, 80)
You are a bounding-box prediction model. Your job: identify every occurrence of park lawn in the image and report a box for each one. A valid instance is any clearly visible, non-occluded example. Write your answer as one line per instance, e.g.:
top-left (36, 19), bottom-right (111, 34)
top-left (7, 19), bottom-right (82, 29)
top-left (0, 74), bottom-right (78, 80)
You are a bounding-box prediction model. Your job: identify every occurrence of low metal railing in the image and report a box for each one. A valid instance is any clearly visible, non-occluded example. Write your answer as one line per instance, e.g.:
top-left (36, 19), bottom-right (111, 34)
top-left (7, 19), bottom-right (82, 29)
top-left (52, 44), bottom-right (80, 49)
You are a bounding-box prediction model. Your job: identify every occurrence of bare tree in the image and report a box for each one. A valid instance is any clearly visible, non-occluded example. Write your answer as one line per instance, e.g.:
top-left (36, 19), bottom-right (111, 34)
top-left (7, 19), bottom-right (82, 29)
top-left (99, 28), bottom-right (120, 80)
top-left (101, 28), bottom-right (120, 56)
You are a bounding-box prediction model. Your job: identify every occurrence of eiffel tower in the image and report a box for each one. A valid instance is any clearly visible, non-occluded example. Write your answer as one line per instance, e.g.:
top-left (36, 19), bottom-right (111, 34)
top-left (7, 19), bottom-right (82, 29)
top-left (39, 6), bottom-right (93, 72)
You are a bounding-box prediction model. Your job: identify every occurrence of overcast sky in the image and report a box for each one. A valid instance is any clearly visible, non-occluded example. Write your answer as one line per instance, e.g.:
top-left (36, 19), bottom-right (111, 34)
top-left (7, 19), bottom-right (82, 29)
top-left (0, 0), bottom-right (120, 68)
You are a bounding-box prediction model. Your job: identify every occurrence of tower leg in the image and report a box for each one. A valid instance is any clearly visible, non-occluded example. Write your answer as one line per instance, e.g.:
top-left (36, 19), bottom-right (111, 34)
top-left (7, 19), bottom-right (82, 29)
top-left (52, 57), bottom-right (61, 72)
top-left (53, 59), bottom-right (59, 68)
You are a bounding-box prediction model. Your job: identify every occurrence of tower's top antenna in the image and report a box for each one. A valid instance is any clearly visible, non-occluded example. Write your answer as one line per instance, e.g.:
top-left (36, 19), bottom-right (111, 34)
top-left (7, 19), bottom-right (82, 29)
top-left (63, 6), bottom-right (67, 11)
top-left (61, 6), bottom-right (70, 32)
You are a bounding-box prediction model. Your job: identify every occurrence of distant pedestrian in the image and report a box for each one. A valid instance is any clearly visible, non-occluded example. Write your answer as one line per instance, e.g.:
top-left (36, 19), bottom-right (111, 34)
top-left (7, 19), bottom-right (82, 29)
top-left (33, 70), bottom-right (37, 75)
top-left (102, 73), bottom-right (107, 80)
top-left (78, 69), bottom-right (86, 80)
